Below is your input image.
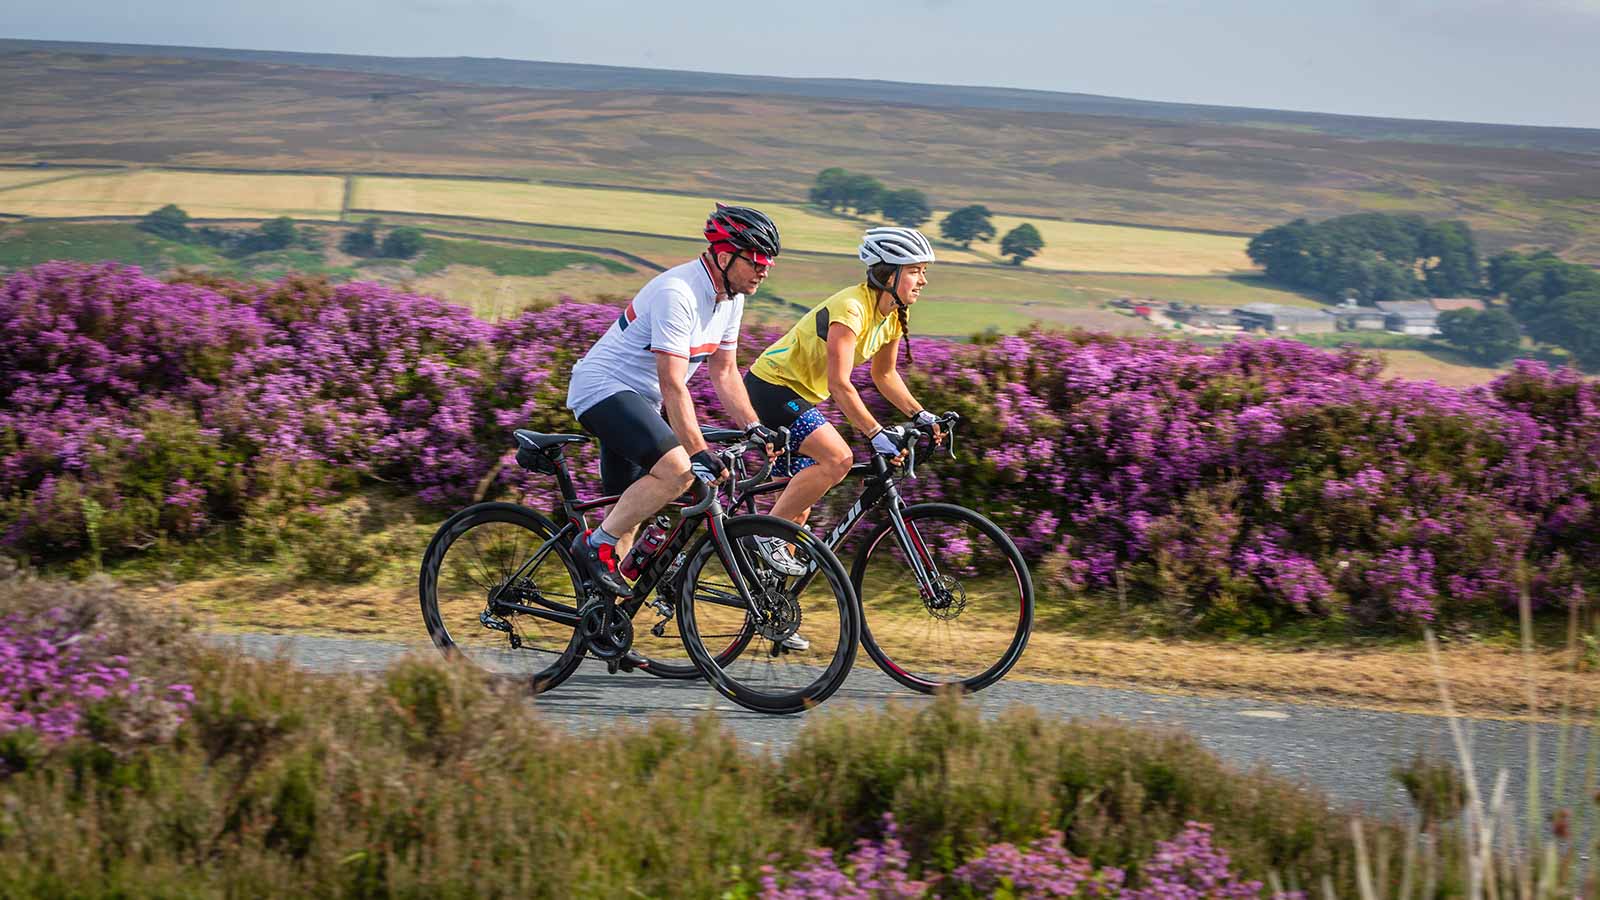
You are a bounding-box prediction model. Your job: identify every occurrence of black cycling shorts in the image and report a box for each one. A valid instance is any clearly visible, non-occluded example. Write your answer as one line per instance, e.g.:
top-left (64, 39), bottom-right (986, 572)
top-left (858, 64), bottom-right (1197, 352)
top-left (744, 371), bottom-right (815, 429)
top-left (577, 390), bottom-right (680, 497)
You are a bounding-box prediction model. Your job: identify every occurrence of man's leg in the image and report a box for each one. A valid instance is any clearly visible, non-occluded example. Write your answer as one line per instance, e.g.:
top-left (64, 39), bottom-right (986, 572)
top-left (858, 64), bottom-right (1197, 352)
top-left (572, 392), bottom-right (685, 594)
top-left (769, 422), bottom-right (852, 525)
top-left (600, 448), bottom-right (693, 544)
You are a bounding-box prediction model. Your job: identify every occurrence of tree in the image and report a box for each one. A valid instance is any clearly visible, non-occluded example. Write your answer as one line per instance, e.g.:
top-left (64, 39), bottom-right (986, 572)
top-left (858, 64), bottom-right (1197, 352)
top-left (999, 223), bottom-right (1045, 266)
top-left (1529, 291), bottom-right (1600, 367)
top-left (879, 189), bottom-right (932, 228)
top-left (1246, 213), bottom-right (1483, 302)
top-left (1487, 250), bottom-right (1546, 296)
top-left (808, 168), bottom-right (852, 211)
top-left (1420, 220), bottom-right (1481, 297)
top-left (939, 205), bottom-right (995, 248)
top-left (1437, 308), bottom-right (1521, 365)
top-left (340, 218), bottom-right (380, 257)
top-left (1503, 253), bottom-right (1600, 326)
top-left (258, 217), bottom-right (297, 250)
top-left (841, 173), bottom-right (885, 215)
top-left (380, 226), bottom-right (426, 259)
top-left (138, 204), bottom-right (191, 241)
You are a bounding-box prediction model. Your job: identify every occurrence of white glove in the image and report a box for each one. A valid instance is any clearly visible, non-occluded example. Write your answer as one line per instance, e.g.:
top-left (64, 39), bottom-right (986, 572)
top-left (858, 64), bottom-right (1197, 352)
top-left (871, 425), bottom-right (910, 457)
top-left (912, 409), bottom-right (938, 429)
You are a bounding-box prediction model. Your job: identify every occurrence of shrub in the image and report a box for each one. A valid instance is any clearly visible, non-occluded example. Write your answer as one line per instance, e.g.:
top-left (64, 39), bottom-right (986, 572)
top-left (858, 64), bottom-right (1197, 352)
top-left (5, 263), bottom-right (1600, 634)
top-left (774, 697), bottom-right (1356, 889)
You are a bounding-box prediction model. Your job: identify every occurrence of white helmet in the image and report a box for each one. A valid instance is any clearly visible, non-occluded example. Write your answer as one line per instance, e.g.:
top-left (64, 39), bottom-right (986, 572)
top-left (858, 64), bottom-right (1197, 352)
top-left (858, 227), bottom-right (935, 267)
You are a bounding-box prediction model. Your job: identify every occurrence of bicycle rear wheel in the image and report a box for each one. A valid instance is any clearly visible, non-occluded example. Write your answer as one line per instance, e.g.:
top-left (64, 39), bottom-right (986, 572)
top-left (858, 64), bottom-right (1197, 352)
top-left (851, 503), bottom-right (1033, 694)
top-left (419, 502), bottom-right (585, 693)
top-left (677, 515), bottom-right (858, 714)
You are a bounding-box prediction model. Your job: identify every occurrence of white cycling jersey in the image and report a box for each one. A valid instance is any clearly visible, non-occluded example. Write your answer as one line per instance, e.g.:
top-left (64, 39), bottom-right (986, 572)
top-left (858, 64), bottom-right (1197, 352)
top-left (566, 258), bottom-right (744, 418)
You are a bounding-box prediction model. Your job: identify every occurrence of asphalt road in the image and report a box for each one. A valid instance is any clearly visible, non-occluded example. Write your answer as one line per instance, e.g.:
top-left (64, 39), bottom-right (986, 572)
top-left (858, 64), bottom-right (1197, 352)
top-left (214, 632), bottom-right (1596, 829)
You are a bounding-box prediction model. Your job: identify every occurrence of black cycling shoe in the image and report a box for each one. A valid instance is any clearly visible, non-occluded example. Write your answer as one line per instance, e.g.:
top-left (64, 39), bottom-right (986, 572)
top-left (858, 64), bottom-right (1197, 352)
top-left (572, 531), bottom-right (631, 595)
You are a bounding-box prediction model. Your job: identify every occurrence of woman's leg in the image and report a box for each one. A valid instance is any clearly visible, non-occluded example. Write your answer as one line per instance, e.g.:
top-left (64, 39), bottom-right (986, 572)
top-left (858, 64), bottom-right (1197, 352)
top-left (769, 420), bottom-right (852, 525)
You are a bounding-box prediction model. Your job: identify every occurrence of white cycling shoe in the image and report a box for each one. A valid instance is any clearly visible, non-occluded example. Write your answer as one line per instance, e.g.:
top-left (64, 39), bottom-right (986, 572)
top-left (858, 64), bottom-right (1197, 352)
top-left (751, 535), bottom-right (808, 576)
top-left (780, 632), bottom-right (811, 652)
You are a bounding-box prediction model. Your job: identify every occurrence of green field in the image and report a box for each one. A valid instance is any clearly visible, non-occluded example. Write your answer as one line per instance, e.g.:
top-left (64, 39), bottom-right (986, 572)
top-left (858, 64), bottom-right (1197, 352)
top-left (410, 237), bottom-right (633, 277)
top-left (0, 222), bottom-right (224, 271)
top-left (349, 175), bottom-right (1256, 275)
top-left (374, 214), bottom-right (1304, 301)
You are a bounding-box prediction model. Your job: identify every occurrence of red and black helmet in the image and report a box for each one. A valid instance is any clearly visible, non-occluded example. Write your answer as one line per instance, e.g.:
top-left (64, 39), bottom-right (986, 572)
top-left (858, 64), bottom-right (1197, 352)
top-left (704, 204), bottom-right (781, 266)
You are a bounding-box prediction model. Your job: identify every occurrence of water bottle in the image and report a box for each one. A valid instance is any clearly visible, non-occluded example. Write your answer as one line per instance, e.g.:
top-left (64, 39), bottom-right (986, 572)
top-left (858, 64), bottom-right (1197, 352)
top-left (620, 516), bottom-right (671, 580)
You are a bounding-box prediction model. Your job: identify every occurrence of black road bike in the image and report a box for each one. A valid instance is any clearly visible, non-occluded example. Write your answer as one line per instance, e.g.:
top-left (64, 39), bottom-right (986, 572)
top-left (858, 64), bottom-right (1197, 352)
top-left (418, 428), bottom-right (861, 715)
top-left (640, 412), bottom-right (1035, 694)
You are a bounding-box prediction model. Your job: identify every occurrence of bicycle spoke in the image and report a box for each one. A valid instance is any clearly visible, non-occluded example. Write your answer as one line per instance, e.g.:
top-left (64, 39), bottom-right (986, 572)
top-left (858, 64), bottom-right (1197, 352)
top-left (856, 506), bottom-right (1031, 693)
top-left (422, 507), bottom-right (581, 684)
top-left (679, 517), bottom-right (858, 713)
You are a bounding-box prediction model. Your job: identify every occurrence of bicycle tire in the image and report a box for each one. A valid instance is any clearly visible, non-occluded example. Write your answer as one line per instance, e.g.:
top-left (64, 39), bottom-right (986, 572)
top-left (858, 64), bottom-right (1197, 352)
top-left (851, 502), bottom-right (1033, 694)
top-left (419, 502), bottom-right (586, 693)
top-left (631, 580), bottom-right (750, 681)
top-left (677, 514), bottom-right (859, 714)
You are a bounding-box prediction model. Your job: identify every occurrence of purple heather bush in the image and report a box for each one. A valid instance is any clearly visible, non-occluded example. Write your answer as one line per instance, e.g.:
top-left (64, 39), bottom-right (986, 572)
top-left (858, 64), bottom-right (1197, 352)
top-left (0, 562), bottom-right (195, 772)
top-left (3, 262), bottom-right (1598, 630)
top-left (761, 816), bottom-right (1299, 899)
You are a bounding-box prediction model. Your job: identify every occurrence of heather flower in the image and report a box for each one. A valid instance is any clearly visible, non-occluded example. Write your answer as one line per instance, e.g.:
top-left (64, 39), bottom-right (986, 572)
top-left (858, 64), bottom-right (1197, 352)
top-left (4, 263), bottom-right (1598, 629)
top-left (0, 608), bottom-right (194, 768)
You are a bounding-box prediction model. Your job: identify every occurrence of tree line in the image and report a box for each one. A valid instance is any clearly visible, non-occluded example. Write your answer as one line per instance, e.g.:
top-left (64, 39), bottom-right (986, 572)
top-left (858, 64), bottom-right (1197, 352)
top-left (809, 169), bottom-right (1045, 265)
top-left (1474, 250), bottom-right (1600, 367)
top-left (136, 205), bottom-right (425, 260)
top-left (1246, 211), bottom-right (1600, 369)
top-left (1246, 212), bottom-right (1481, 303)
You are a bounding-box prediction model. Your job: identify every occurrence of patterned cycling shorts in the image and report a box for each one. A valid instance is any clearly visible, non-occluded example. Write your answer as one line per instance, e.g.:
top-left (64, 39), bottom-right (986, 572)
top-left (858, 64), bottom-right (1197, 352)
top-left (772, 407), bottom-right (827, 478)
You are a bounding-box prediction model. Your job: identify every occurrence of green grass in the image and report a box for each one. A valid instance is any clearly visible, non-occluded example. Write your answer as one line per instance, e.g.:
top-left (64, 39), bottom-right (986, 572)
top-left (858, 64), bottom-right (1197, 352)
top-left (0, 222), bottom-right (224, 271)
top-left (410, 237), bottom-right (633, 277)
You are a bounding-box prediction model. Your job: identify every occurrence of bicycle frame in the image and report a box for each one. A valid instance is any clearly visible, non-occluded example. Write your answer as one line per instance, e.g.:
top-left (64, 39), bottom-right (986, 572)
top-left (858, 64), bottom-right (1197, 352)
top-left (726, 443), bottom-right (947, 599)
top-left (485, 444), bottom-right (765, 635)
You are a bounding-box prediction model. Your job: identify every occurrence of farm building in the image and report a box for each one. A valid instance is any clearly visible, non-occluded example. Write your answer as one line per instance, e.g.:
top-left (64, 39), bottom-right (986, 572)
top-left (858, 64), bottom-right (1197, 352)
top-left (1328, 299), bottom-right (1387, 331)
top-left (1429, 297), bottom-right (1486, 312)
top-left (1374, 300), bottom-right (1440, 335)
top-left (1168, 305), bottom-right (1241, 330)
top-left (1232, 302), bottom-right (1337, 335)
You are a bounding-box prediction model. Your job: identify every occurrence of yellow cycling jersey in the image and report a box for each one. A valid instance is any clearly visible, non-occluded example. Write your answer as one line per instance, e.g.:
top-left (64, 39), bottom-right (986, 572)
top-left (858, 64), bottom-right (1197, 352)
top-left (748, 283), bottom-right (903, 404)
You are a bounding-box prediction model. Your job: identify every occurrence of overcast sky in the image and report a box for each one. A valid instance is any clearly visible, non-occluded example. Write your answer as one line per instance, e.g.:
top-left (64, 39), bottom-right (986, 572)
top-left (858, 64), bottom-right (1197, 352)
top-left (10, 0), bottom-right (1600, 129)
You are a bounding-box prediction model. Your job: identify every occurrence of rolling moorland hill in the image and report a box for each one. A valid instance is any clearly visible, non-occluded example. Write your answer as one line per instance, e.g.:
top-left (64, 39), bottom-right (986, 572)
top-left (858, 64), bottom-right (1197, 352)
top-left (3, 43), bottom-right (1599, 262)
top-left (8, 38), bottom-right (1600, 154)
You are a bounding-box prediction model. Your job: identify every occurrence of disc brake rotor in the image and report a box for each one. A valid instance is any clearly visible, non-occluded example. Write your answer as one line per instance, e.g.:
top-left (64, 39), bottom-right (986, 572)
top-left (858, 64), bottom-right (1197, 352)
top-left (750, 588), bottom-right (801, 643)
top-left (924, 575), bottom-right (968, 622)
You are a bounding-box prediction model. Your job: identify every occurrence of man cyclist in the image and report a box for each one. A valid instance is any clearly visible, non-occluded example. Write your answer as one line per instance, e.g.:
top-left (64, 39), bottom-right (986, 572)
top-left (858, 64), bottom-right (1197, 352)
top-left (565, 205), bottom-right (783, 597)
top-left (742, 226), bottom-right (944, 574)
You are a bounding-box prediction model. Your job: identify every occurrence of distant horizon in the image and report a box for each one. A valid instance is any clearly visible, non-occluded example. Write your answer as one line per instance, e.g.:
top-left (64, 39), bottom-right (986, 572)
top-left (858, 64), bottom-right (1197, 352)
top-left (7, 0), bottom-right (1600, 130)
top-left (8, 35), bottom-right (1599, 136)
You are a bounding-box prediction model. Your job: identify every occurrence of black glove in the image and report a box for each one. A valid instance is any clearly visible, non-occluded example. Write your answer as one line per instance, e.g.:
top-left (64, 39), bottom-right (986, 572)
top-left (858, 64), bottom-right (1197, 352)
top-left (689, 449), bottom-right (726, 484)
top-left (744, 422), bottom-right (781, 452)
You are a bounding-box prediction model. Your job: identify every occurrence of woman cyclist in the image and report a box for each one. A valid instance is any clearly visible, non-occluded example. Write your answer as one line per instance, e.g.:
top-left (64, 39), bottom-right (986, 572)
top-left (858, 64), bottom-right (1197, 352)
top-left (742, 226), bottom-right (943, 574)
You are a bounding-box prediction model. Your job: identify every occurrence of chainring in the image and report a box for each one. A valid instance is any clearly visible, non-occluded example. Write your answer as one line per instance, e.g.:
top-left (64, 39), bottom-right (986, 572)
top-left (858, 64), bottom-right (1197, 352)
top-left (578, 600), bottom-right (634, 660)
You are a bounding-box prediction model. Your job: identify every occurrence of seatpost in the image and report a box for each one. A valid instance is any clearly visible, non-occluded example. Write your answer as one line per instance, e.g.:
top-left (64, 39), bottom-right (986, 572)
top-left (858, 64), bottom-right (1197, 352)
top-left (552, 456), bottom-right (581, 505)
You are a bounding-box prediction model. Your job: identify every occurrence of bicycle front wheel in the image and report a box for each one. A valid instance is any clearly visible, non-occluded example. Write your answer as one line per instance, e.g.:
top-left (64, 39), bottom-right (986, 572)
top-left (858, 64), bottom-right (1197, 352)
top-left (851, 503), bottom-right (1033, 694)
top-left (677, 514), bottom-right (858, 715)
top-left (419, 502), bottom-right (586, 693)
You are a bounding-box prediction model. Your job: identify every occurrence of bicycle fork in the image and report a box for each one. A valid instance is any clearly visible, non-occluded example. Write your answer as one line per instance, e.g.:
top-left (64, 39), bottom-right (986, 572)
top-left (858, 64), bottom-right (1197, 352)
top-left (882, 500), bottom-right (948, 604)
